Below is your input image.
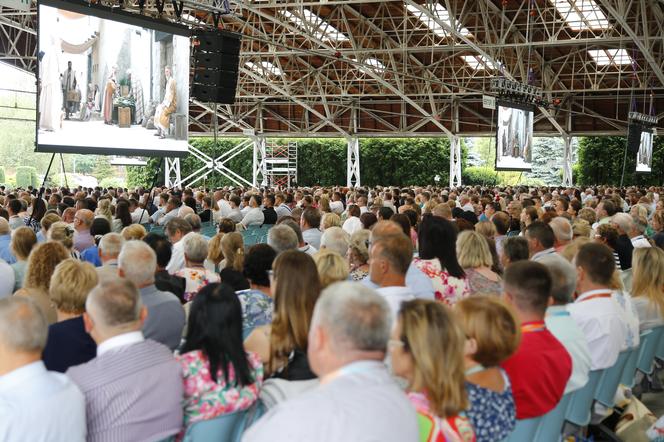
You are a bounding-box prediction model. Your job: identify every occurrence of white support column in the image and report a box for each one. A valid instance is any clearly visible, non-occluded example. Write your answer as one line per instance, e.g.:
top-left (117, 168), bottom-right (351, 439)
top-left (347, 137), bottom-right (361, 188)
top-left (165, 158), bottom-right (182, 189)
top-left (449, 100), bottom-right (462, 188)
top-left (562, 100), bottom-right (574, 187)
top-left (449, 136), bottom-right (462, 188)
top-left (252, 136), bottom-right (267, 188)
top-left (562, 136), bottom-right (574, 187)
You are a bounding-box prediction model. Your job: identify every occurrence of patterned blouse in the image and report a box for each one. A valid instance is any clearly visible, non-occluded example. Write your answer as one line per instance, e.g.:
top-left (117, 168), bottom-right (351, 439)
top-left (177, 350), bottom-right (264, 432)
top-left (175, 267), bottom-right (221, 302)
top-left (350, 267), bottom-right (369, 281)
top-left (408, 391), bottom-right (476, 442)
top-left (236, 289), bottom-right (273, 339)
top-left (463, 268), bottom-right (502, 297)
top-left (465, 372), bottom-right (516, 442)
top-left (413, 258), bottom-right (470, 306)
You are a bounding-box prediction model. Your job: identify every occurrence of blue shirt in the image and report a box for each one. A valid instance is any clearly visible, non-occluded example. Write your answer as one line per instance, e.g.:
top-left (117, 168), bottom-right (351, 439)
top-left (0, 234), bottom-right (16, 264)
top-left (237, 289), bottom-right (273, 339)
top-left (80, 246), bottom-right (101, 267)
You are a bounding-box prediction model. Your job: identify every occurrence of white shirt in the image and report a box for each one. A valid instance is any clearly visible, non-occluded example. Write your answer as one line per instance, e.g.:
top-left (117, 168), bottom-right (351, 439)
top-left (97, 331), bottom-right (145, 356)
top-left (241, 207), bottom-right (265, 227)
top-left (0, 260), bottom-right (15, 298)
top-left (0, 361), bottom-right (86, 442)
top-left (274, 204), bottom-right (291, 219)
top-left (567, 289), bottom-right (630, 370)
top-left (166, 239), bottom-right (185, 274)
top-left (156, 208), bottom-right (178, 226)
top-left (376, 286), bottom-right (415, 328)
top-left (531, 247), bottom-right (557, 262)
top-left (342, 217), bottom-right (363, 235)
top-left (545, 305), bottom-right (592, 394)
top-left (243, 361), bottom-right (418, 442)
top-left (612, 290), bottom-right (640, 350)
top-left (298, 244), bottom-right (318, 256)
top-left (218, 199), bottom-right (232, 218)
top-left (131, 209), bottom-right (149, 224)
top-left (227, 208), bottom-right (243, 223)
top-left (630, 235), bottom-right (651, 249)
top-left (359, 206), bottom-right (369, 214)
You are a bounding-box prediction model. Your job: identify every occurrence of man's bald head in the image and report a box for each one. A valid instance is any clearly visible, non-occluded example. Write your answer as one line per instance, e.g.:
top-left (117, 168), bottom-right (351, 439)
top-left (76, 209), bottom-right (94, 228)
top-left (371, 220), bottom-right (407, 240)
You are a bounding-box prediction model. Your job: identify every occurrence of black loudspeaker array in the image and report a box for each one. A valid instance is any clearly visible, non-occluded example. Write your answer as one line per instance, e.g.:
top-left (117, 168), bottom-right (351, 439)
top-left (191, 30), bottom-right (241, 104)
top-left (627, 122), bottom-right (643, 155)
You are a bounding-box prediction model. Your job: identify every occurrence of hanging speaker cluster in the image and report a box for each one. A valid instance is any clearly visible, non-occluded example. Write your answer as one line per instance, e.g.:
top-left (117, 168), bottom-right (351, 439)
top-left (191, 30), bottom-right (241, 104)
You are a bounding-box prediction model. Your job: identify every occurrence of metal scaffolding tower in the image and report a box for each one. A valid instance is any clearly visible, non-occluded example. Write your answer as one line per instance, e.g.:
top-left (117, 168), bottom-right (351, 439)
top-left (264, 140), bottom-right (298, 188)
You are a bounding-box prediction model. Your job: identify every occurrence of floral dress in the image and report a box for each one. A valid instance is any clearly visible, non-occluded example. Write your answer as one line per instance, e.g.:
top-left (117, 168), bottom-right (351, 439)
top-left (414, 258), bottom-right (470, 306)
top-left (177, 350), bottom-right (264, 434)
top-left (465, 371), bottom-right (516, 442)
top-left (175, 267), bottom-right (220, 302)
top-left (408, 391), bottom-right (476, 442)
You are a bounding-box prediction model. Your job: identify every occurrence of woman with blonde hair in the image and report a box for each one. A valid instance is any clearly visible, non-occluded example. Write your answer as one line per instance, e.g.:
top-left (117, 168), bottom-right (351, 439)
top-left (10, 226), bottom-right (37, 291)
top-left (95, 198), bottom-right (113, 226)
top-left (245, 250), bottom-right (320, 380)
top-left (42, 259), bottom-right (99, 372)
top-left (455, 296), bottom-right (519, 442)
top-left (39, 212), bottom-right (61, 242)
top-left (47, 221), bottom-right (79, 259)
top-left (318, 196), bottom-right (331, 213)
top-left (205, 232), bottom-right (225, 273)
top-left (456, 230), bottom-right (502, 297)
top-left (314, 249), bottom-right (349, 289)
top-left (121, 223), bottom-right (147, 241)
top-left (347, 229), bottom-right (370, 281)
top-left (320, 212), bottom-right (341, 231)
top-left (631, 247), bottom-right (664, 331)
top-left (14, 241), bottom-right (69, 324)
top-left (390, 300), bottom-right (475, 442)
top-left (220, 232), bottom-right (244, 272)
top-left (474, 220), bottom-right (497, 239)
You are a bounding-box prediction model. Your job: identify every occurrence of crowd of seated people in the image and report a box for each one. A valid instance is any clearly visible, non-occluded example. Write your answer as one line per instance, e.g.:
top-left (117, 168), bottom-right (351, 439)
top-left (0, 183), bottom-right (663, 440)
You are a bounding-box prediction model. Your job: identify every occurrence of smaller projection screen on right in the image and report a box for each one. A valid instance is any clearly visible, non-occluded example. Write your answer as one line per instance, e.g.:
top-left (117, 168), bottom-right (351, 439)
top-left (636, 129), bottom-right (654, 173)
top-left (495, 102), bottom-right (534, 171)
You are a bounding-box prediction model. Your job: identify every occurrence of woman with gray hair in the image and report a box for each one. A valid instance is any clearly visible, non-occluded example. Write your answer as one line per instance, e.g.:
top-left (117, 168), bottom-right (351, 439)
top-left (175, 233), bottom-right (220, 302)
top-left (347, 229), bottom-right (370, 281)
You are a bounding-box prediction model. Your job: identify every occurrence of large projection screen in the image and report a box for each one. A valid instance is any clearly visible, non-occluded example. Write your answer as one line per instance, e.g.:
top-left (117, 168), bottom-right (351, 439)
top-left (37, 0), bottom-right (190, 157)
top-left (636, 129), bottom-right (653, 173)
top-left (495, 101), bottom-right (534, 171)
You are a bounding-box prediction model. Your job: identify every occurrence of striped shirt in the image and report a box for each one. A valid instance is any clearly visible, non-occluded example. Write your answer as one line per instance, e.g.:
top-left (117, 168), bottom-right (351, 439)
top-left (66, 339), bottom-right (183, 442)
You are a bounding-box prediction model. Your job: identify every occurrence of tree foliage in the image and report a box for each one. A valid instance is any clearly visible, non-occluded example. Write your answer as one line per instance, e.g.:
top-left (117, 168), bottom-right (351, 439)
top-left (576, 136), bottom-right (664, 186)
top-left (16, 166), bottom-right (37, 188)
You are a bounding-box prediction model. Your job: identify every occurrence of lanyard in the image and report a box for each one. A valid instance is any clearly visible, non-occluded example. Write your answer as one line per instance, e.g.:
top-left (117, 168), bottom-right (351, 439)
top-left (578, 292), bottom-right (612, 303)
top-left (547, 310), bottom-right (570, 318)
top-left (465, 364), bottom-right (486, 376)
top-left (521, 321), bottom-right (546, 334)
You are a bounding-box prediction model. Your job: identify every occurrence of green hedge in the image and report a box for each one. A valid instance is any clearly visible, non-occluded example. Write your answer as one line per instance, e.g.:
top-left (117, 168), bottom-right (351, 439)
top-left (0, 166), bottom-right (5, 185)
top-left (577, 135), bottom-right (664, 185)
top-left (16, 166), bottom-right (37, 188)
top-left (462, 167), bottom-right (499, 186)
top-left (127, 137), bottom-right (462, 188)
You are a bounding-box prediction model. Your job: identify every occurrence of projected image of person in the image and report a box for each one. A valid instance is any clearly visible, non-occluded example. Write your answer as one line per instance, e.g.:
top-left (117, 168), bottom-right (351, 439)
top-left (496, 104), bottom-right (533, 171)
top-left (38, 37), bottom-right (63, 132)
top-left (103, 65), bottom-right (118, 125)
top-left (637, 131), bottom-right (653, 173)
top-left (61, 61), bottom-right (77, 120)
top-left (37, 4), bottom-right (190, 156)
top-left (154, 66), bottom-right (176, 139)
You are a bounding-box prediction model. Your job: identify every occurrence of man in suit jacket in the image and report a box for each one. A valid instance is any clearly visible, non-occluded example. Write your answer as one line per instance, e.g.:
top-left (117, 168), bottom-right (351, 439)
top-left (67, 278), bottom-right (183, 442)
top-left (118, 240), bottom-right (185, 350)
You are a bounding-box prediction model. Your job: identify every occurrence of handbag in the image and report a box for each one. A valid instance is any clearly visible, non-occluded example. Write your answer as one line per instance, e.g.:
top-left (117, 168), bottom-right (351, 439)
top-left (615, 397), bottom-right (656, 442)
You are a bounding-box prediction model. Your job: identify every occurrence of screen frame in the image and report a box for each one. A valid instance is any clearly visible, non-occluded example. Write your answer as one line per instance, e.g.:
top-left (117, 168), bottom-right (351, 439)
top-left (494, 99), bottom-right (535, 172)
top-left (635, 127), bottom-right (654, 174)
top-left (36, 0), bottom-right (191, 158)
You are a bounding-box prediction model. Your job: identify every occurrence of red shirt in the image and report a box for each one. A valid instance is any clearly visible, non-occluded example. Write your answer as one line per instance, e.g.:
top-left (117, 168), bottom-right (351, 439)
top-left (501, 321), bottom-right (572, 419)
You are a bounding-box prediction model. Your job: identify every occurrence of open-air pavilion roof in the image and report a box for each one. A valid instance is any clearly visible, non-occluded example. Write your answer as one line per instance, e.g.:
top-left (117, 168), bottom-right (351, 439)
top-left (1, 0), bottom-right (663, 139)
